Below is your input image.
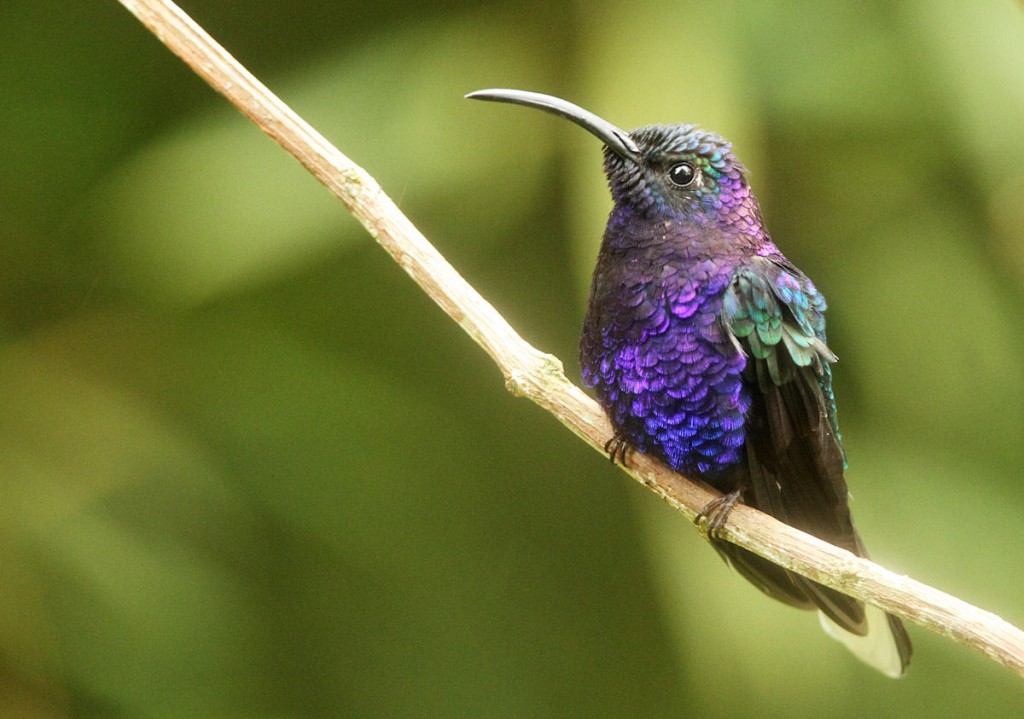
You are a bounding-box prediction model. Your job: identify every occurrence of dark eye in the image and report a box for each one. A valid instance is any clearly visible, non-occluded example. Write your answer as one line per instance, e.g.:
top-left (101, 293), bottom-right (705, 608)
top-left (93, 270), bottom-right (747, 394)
top-left (668, 162), bottom-right (696, 188)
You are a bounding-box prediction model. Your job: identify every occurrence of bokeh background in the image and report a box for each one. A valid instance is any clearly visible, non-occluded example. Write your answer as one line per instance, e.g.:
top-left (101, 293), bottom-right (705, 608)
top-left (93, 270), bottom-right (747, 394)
top-left (3, 0), bottom-right (1024, 716)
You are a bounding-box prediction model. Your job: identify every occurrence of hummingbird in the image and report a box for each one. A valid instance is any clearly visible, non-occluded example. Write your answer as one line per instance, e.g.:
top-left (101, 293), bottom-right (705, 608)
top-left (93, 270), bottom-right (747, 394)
top-left (467, 89), bottom-right (911, 676)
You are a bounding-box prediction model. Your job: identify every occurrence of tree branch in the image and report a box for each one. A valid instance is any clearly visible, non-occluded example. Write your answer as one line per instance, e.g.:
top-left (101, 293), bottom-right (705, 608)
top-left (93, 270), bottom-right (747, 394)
top-left (117, 0), bottom-right (1024, 677)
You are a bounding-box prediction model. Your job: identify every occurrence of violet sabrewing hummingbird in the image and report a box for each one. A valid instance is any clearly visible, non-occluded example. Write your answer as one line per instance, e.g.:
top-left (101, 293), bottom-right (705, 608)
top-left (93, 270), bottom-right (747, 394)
top-left (467, 88), bottom-right (911, 676)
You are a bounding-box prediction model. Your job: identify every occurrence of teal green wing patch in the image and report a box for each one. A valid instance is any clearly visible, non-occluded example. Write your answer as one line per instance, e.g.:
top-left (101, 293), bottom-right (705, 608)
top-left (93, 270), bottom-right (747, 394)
top-left (722, 262), bottom-right (836, 387)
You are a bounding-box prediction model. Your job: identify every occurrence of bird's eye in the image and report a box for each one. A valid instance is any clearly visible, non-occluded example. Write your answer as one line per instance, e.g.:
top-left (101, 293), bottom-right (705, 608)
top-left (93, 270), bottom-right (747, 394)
top-left (667, 162), bottom-right (696, 188)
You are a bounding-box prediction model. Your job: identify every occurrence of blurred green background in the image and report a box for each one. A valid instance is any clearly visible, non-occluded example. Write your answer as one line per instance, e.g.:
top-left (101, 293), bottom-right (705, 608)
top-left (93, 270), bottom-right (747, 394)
top-left (2, 0), bottom-right (1023, 716)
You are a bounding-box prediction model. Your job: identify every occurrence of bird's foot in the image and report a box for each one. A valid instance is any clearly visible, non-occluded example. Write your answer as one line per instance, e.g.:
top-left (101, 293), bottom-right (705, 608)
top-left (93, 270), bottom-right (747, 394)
top-left (603, 433), bottom-right (631, 466)
top-left (696, 490), bottom-right (743, 542)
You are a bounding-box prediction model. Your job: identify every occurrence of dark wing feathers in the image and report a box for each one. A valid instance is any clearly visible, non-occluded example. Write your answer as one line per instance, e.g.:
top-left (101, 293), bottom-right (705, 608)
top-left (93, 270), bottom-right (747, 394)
top-left (720, 257), bottom-right (868, 633)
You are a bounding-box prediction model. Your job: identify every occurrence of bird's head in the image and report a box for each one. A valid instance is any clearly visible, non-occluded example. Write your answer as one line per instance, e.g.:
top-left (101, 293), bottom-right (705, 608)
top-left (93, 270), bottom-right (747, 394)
top-left (467, 89), bottom-right (759, 231)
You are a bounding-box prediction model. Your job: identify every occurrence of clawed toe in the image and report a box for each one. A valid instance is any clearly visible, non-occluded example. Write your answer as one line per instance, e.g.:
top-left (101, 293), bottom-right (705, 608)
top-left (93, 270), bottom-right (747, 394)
top-left (696, 490), bottom-right (743, 541)
top-left (603, 433), bottom-right (631, 465)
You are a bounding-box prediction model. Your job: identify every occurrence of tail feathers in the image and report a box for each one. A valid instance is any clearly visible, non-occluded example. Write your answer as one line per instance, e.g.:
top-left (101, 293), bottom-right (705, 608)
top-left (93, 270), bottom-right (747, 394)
top-left (819, 604), bottom-right (912, 678)
top-left (714, 542), bottom-right (912, 677)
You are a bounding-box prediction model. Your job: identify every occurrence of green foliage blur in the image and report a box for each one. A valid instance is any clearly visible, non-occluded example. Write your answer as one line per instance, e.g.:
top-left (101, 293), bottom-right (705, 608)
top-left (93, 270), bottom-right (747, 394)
top-left (2, 0), bottom-right (1023, 716)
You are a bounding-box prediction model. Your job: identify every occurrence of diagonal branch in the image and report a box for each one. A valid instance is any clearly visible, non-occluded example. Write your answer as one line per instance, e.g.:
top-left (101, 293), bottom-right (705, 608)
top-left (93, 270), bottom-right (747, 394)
top-left (117, 0), bottom-right (1024, 677)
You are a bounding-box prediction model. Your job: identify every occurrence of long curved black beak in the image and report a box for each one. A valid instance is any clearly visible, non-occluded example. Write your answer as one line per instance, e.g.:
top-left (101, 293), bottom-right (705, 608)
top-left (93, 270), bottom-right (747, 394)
top-left (466, 89), bottom-right (640, 161)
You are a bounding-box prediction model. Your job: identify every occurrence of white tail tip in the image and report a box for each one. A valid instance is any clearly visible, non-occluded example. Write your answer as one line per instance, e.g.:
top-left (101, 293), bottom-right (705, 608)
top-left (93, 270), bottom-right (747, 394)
top-left (819, 605), bottom-right (908, 678)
